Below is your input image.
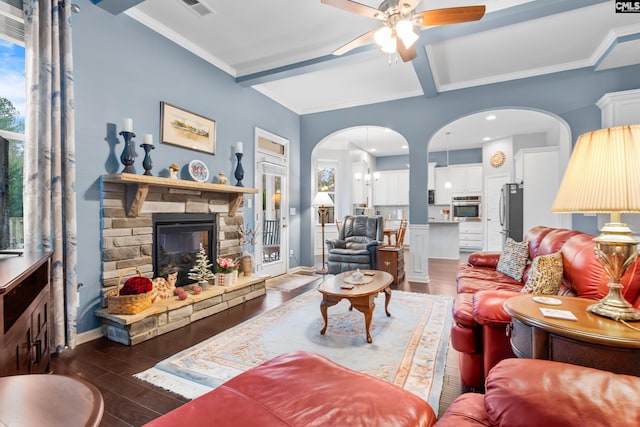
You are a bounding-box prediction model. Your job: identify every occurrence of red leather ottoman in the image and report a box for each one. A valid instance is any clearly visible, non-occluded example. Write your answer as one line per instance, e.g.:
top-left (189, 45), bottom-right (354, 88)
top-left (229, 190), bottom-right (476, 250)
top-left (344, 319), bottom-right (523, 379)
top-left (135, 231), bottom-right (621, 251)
top-left (142, 351), bottom-right (437, 427)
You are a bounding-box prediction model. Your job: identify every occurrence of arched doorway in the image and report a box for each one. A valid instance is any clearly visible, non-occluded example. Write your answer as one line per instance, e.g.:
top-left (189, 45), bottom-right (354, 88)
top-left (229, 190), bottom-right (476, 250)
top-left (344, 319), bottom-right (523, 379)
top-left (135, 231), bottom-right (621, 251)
top-left (427, 108), bottom-right (572, 252)
top-left (310, 126), bottom-right (409, 269)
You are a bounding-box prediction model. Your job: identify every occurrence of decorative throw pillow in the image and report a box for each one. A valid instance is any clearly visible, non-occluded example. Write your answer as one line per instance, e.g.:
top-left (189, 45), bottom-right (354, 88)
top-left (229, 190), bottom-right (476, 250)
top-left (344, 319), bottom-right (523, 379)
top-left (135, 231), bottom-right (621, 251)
top-left (522, 252), bottom-right (563, 295)
top-left (496, 238), bottom-right (529, 281)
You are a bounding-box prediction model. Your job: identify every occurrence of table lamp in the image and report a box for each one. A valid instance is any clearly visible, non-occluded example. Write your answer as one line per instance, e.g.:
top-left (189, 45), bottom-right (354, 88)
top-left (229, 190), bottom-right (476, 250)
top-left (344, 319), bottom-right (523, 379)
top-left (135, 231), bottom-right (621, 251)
top-left (552, 124), bottom-right (640, 321)
top-left (312, 191), bottom-right (334, 274)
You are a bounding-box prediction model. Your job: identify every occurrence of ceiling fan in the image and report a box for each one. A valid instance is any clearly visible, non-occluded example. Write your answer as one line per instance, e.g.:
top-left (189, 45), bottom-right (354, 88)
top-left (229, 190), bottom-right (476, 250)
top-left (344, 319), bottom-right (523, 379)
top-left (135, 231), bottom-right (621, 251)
top-left (322, 0), bottom-right (486, 62)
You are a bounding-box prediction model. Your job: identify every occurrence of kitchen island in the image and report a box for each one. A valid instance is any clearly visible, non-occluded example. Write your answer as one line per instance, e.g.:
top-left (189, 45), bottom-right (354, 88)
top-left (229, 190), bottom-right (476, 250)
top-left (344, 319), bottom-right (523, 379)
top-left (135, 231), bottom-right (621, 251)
top-left (428, 219), bottom-right (460, 260)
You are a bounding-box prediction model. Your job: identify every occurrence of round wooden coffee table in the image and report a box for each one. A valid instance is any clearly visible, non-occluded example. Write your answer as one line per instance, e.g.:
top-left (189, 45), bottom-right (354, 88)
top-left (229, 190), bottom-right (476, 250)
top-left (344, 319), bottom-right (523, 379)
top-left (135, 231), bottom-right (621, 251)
top-left (318, 270), bottom-right (393, 343)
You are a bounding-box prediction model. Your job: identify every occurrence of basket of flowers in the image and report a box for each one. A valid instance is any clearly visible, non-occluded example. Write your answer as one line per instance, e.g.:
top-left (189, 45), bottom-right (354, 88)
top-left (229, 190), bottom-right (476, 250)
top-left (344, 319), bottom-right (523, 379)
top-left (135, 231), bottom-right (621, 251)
top-left (106, 267), bottom-right (154, 314)
top-left (216, 257), bottom-right (238, 286)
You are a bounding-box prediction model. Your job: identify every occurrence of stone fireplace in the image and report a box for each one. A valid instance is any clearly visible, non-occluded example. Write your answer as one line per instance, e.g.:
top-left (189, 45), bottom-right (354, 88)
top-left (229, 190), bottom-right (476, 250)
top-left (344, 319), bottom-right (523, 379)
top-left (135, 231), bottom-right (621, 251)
top-left (96, 174), bottom-right (266, 345)
top-left (100, 178), bottom-right (242, 290)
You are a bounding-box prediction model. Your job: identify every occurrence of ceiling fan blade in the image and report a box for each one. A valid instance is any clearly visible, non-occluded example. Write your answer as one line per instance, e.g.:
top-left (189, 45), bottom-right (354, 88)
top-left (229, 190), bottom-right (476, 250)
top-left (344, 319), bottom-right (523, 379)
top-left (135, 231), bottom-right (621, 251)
top-left (321, 0), bottom-right (382, 20)
top-left (332, 29), bottom-right (376, 56)
top-left (397, 38), bottom-right (417, 62)
top-left (416, 5), bottom-right (486, 26)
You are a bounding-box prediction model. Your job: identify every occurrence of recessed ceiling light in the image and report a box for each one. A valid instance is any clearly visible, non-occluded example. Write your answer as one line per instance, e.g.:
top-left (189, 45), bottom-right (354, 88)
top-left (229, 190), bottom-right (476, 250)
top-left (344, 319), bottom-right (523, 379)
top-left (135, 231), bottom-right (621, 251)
top-left (370, 148), bottom-right (377, 152)
top-left (486, 114), bottom-right (497, 121)
top-left (483, 137), bottom-right (491, 141)
top-left (401, 145), bottom-right (408, 149)
top-left (384, 128), bottom-right (392, 133)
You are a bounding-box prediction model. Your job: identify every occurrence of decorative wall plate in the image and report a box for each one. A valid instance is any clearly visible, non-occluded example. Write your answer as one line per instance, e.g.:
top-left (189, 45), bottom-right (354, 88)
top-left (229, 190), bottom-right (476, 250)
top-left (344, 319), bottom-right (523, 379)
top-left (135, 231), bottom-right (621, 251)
top-left (490, 150), bottom-right (506, 167)
top-left (188, 159), bottom-right (209, 182)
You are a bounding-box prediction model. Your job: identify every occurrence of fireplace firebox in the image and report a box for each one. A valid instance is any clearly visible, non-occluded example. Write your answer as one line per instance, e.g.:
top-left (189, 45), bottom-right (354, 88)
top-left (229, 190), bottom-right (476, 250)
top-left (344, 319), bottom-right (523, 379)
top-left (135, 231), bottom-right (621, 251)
top-left (152, 213), bottom-right (217, 287)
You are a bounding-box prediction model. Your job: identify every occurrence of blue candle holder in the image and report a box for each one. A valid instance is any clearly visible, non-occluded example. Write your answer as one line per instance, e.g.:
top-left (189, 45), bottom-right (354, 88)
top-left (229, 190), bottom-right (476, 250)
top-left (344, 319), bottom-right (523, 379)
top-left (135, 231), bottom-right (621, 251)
top-left (234, 152), bottom-right (244, 187)
top-left (119, 131), bottom-right (136, 173)
top-left (140, 143), bottom-right (155, 176)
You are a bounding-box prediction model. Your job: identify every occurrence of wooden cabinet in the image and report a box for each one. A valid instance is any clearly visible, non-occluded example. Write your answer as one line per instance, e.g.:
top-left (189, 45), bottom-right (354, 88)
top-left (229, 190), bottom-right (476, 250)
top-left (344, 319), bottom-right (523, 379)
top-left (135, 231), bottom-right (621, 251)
top-left (377, 246), bottom-right (405, 285)
top-left (374, 170), bottom-right (409, 206)
top-left (0, 251), bottom-right (51, 376)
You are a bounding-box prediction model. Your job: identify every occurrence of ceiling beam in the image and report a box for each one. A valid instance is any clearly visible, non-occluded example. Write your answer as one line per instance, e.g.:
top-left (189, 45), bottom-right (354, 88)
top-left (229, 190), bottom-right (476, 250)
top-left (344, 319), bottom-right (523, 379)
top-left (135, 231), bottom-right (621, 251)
top-left (91, 0), bottom-right (146, 15)
top-left (236, 0), bottom-right (609, 88)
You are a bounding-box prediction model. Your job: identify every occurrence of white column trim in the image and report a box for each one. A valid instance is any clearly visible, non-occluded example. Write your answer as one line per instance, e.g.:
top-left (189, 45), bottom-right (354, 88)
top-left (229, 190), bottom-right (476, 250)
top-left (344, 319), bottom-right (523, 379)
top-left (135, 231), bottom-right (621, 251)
top-left (406, 223), bottom-right (429, 283)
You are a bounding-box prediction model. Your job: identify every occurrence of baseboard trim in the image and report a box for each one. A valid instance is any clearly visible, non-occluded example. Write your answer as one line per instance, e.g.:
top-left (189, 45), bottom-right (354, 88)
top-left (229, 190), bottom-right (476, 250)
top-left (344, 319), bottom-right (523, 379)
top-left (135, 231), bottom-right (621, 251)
top-left (290, 266), bottom-right (316, 275)
top-left (76, 327), bottom-right (103, 345)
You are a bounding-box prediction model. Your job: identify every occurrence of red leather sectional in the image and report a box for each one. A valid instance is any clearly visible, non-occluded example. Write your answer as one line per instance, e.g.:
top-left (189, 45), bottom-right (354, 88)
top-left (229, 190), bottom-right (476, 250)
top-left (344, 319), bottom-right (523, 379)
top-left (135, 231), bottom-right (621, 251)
top-left (437, 358), bottom-right (640, 426)
top-left (451, 226), bottom-right (640, 390)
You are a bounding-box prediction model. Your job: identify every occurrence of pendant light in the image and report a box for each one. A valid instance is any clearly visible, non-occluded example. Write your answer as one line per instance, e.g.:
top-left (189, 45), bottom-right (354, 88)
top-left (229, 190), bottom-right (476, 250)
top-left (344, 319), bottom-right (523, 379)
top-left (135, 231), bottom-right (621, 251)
top-left (444, 132), bottom-right (452, 189)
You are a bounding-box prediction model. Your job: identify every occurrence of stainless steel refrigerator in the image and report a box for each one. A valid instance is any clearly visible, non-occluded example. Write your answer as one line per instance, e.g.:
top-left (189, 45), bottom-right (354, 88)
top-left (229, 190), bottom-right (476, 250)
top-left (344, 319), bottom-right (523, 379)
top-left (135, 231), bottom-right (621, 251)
top-left (499, 183), bottom-right (524, 243)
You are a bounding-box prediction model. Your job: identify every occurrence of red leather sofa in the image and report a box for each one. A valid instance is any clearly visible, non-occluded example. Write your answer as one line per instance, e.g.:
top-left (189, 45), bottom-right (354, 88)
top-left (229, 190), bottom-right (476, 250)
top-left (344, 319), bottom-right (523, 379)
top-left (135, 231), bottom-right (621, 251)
top-left (142, 350), bottom-right (437, 427)
top-left (451, 226), bottom-right (640, 390)
top-left (437, 358), bottom-right (640, 427)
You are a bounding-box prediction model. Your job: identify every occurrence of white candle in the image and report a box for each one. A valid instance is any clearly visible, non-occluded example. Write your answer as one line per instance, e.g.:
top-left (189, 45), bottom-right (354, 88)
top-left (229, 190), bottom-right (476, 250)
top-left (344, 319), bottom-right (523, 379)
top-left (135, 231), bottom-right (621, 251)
top-left (236, 141), bottom-right (243, 154)
top-left (123, 118), bottom-right (133, 132)
top-left (144, 134), bottom-right (153, 145)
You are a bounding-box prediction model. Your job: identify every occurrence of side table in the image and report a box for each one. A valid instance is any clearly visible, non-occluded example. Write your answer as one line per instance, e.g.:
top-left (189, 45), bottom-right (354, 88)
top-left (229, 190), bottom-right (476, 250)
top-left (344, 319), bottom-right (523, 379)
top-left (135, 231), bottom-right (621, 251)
top-left (0, 374), bottom-right (104, 426)
top-left (377, 246), bottom-right (405, 285)
top-left (504, 294), bottom-right (640, 376)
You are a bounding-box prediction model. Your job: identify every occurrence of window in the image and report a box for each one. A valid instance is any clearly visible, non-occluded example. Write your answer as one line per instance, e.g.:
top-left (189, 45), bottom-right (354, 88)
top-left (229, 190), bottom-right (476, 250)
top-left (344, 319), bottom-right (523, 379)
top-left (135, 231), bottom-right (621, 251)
top-left (316, 161), bottom-right (336, 224)
top-left (0, 14), bottom-right (26, 250)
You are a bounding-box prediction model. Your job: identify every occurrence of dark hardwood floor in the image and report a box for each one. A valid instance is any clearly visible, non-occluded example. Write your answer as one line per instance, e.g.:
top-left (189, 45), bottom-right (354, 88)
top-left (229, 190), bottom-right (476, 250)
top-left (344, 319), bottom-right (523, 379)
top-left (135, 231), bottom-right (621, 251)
top-left (51, 257), bottom-right (463, 426)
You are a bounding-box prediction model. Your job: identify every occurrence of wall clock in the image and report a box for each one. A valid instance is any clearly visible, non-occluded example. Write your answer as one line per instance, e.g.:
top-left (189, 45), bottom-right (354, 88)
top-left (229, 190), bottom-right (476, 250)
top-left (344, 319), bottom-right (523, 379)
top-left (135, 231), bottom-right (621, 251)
top-left (490, 151), bottom-right (506, 168)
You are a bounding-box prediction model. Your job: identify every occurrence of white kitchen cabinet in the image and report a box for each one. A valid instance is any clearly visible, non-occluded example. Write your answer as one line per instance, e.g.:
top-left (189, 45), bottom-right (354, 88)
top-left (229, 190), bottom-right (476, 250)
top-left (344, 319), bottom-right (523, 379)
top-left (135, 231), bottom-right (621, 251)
top-left (449, 164), bottom-right (483, 196)
top-left (514, 147), bottom-right (561, 233)
top-left (459, 220), bottom-right (483, 250)
top-left (427, 162), bottom-right (437, 191)
top-left (374, 170), bottom-right (409, 205)
top-left (434, 167), bottom-right (451, 205)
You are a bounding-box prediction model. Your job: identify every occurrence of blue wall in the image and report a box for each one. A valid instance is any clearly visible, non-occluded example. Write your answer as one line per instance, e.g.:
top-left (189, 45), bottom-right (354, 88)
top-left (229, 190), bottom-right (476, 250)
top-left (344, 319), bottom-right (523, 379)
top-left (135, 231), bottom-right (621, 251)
top-left (299, 66), bottom-right (640, 267)
top-left (71, 0), bottom-right (640, 332)
top-left (72, 0), bottom-right (300, 333)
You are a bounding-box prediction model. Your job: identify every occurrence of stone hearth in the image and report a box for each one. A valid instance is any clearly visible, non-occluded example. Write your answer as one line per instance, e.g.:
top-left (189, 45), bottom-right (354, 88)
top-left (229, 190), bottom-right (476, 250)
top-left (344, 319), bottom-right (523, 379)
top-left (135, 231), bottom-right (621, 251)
top-left (96, 276), bottom-right (267, 345)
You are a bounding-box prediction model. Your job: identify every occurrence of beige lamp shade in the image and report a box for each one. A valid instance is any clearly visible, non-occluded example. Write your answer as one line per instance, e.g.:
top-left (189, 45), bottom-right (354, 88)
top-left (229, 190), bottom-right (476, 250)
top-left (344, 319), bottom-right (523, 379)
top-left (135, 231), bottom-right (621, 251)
top-left (311, 192), bottom-right (334, 207)
top-left (552, 125), bottom-right (640, 214)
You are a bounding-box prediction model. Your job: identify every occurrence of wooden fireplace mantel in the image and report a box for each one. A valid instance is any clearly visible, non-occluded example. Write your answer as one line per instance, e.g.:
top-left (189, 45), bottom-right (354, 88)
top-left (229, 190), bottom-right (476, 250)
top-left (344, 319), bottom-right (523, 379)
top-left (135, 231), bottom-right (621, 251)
top-left (101, 173), bottom-right (258, 217)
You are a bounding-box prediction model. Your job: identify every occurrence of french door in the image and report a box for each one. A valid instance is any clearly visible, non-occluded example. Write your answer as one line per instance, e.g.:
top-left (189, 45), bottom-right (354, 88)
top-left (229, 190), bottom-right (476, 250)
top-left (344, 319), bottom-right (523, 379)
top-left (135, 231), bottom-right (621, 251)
top-left (255, 128), bottom-right (289, 277)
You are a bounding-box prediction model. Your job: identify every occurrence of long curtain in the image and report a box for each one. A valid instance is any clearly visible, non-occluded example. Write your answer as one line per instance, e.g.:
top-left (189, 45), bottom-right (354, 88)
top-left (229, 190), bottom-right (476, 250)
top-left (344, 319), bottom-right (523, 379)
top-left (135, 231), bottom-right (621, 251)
top-left (23, 0), bottom-right (78, 350)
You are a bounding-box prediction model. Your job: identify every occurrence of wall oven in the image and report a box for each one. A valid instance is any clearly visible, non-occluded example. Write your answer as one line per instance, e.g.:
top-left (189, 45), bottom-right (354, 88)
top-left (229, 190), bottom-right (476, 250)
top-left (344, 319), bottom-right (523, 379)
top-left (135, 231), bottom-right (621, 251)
top-left (451, 195), bottom-right (481, 220)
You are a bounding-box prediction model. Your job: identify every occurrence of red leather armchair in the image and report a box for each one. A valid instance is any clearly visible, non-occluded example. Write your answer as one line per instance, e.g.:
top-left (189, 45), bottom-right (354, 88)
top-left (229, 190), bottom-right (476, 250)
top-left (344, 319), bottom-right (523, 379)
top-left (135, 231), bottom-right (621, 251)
top-left (437, 358), bottom-right (640, 427)
top-left (451, 226), bottom-right (640, 390)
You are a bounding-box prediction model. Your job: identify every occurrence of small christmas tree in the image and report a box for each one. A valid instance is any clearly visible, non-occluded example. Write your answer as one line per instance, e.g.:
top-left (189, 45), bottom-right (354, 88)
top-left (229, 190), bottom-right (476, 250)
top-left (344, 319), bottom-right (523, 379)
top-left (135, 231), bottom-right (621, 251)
top-left (188, 243), bottom-right (215, 284)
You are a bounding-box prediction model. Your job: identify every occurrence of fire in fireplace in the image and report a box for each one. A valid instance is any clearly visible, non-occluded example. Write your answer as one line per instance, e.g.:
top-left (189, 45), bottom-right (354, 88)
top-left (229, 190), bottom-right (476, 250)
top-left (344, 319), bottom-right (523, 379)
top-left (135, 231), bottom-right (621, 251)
top-left (152, 213), bottom-right (217, 287)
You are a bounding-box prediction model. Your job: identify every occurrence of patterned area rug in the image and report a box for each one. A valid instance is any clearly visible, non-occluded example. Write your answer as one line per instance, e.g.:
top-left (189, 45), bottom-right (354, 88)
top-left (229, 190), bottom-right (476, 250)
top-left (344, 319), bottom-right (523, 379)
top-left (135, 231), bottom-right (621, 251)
top-left (135, 289), bottom-right (453, 413)
top-left (265, 273), bottom-right (320, 291)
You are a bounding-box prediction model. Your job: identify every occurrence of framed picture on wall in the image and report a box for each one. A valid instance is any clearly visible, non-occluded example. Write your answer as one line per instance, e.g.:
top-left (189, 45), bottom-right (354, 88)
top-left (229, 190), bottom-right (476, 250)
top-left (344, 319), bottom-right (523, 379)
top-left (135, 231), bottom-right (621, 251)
top-left (160, 102), bottom-right (216, 154)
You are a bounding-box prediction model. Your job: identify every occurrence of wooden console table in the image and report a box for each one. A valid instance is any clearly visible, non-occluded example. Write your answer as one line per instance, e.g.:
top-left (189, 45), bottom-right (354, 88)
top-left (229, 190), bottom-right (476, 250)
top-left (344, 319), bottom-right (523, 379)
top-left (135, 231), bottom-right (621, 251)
top-left (504, 294), bottom-right (640, 376)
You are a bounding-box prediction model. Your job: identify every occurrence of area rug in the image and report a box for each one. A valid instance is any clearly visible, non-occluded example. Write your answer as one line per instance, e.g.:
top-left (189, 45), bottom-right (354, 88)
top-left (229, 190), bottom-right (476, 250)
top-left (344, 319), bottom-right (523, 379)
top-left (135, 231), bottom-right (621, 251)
top-left (135, 289), bottom-right (453, 413)
top-left (265, 273), bottom-right (320, 291)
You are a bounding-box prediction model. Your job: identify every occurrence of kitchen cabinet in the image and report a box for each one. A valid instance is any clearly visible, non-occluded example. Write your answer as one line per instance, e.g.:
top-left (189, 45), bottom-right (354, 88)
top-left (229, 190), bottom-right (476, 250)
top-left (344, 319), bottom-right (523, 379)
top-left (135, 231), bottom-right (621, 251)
top-left (459, 220), bottom-right (483, 250)
top-left (434, 164), bottom-right (482, 205)
top-left (450, 164), bottom-right (483, 196)
top-left (427, 162), bottom-right (437, 191)
top-left (374, 170), bottom-right (409, 205)
top-left (434, 167), bottom-right (451, 205)
top-left (514, 147), bottom-right (561, 233)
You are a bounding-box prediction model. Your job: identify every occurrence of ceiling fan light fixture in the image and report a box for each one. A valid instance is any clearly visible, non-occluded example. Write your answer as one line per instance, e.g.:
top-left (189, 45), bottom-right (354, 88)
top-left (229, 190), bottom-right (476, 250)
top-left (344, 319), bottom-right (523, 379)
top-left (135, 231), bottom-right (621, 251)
top-left (400, 30), bottom-right (418, 49)
top-left (381, 37), bottom-right (397, 54)
top-left (396, 19), bottom-right (413, 38)
top-left (374, 26), bottom-right (392, 47)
